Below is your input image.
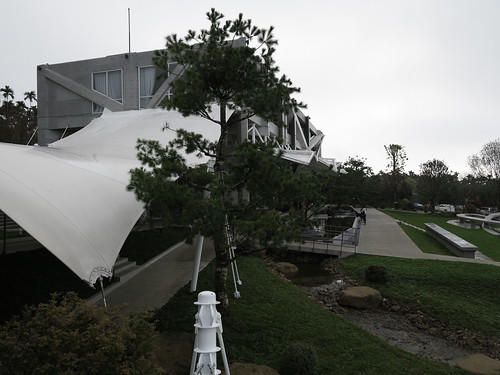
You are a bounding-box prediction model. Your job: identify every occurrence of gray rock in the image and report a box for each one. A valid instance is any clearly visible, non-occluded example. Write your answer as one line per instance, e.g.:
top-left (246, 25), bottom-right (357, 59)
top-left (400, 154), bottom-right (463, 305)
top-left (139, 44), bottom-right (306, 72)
top-left (456, 354), bottom-right (500, 375)
top-left (274, 262), bottom-right (299, 278)
top-left (338, 286), bottom-right (382, 309)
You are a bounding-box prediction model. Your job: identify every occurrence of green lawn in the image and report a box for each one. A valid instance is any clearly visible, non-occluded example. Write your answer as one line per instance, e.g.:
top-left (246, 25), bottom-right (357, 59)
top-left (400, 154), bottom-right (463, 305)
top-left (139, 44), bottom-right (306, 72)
top-left (157, 256), bottom-right (470, 374)
top-left (398, 224), bottom-right (455, 256)
top-left (382, 210), bottom-right (500, 261)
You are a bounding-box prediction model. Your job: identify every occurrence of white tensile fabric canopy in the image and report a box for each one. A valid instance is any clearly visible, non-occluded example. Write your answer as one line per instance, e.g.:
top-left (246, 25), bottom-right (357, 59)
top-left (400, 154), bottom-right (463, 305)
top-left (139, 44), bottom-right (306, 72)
top-left (0, 107), bottom-right (336, 286)
top-left (281, 149), bottom-right (339, 170)
top-left (0, 109), bottom-right (222, 285)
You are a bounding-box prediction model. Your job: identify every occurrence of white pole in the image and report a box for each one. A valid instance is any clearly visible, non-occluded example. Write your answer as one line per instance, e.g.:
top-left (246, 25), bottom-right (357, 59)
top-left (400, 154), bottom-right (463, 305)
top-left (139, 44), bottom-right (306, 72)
top-left (190, 234), bottom-right (204, 292)
top-left (190, 291), bottom-right (230, 375)
top-left (99, 276), bottom-right (107, 307)
top-left (128, 8), bottom-right (131, 53)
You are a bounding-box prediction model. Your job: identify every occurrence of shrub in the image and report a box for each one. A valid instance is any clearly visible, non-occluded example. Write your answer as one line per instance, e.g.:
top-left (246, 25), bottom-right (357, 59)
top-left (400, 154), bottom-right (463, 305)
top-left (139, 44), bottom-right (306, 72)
top-left (364, 265), bottom-right (389, 283)
top-left (0, 292), bottom-right (162, 375)
top-left (280, 342), bottom-right (318, 375)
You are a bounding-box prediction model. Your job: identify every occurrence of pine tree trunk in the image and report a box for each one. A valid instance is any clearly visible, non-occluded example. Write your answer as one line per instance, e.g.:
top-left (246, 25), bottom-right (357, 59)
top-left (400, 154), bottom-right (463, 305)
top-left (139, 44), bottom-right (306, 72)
top-left (213, 229), bottom-right (230, 315)
top-left (213, 102), bottom-right (230, 315)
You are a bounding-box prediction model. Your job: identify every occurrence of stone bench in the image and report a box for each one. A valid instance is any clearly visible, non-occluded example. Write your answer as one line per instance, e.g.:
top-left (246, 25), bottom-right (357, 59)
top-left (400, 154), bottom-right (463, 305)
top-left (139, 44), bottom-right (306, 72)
top-left (424, 223), bottom-right (477, 258)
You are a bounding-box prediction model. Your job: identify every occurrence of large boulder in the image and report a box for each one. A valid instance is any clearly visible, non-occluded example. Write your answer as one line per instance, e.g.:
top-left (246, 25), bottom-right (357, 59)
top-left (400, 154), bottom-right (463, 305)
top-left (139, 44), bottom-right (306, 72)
top-left (338, 286), bottom-right (382, 309)
top-left (227, 362), bottom-right (280, 375)
top-left (274, 262), bottom-right (299, 278)
top-left (456, 354), bottom-right (500, 375)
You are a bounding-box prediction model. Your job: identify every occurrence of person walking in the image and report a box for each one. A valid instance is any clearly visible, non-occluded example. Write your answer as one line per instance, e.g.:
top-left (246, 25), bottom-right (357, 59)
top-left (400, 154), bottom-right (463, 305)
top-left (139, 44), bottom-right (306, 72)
top-left (360, 206), bottom-right (367, 224)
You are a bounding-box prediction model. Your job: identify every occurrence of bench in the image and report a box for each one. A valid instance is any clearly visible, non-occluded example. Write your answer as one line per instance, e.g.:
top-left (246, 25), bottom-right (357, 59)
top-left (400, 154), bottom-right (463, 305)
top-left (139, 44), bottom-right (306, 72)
top-left (424, 223), bottom-right (477, 258)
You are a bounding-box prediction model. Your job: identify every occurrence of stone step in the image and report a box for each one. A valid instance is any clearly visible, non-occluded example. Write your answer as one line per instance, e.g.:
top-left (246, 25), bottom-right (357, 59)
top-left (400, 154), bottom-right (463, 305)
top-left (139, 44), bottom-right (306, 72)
top-left (113, 257), bottom-right (139, 281)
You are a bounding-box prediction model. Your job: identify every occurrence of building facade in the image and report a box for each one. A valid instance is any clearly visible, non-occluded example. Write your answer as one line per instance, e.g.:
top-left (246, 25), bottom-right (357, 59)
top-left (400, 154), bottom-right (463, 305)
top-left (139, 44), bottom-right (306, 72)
top-left (37, 49), bottom-right (330, 164)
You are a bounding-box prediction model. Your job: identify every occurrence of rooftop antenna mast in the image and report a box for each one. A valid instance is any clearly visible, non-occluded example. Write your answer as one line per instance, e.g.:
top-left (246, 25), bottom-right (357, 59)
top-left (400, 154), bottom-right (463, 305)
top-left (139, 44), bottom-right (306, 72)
top-left (128, 8), bottom-right (131, 53)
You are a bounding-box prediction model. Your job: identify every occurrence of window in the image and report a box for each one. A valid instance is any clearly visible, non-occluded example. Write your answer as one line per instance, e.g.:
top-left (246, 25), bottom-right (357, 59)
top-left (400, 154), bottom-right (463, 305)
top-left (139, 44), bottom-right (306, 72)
top-left (139, 66), bottom-right (156, 108)
top-left (139, 63), bottom-right (177, 109)
top-left (92, 69), bottom-right (123, 113)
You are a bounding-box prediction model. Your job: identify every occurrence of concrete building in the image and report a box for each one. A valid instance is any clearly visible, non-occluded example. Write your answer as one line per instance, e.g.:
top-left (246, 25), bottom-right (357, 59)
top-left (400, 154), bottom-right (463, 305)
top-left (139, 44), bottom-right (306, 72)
top-left (37, 49), bottom-right (330, 163)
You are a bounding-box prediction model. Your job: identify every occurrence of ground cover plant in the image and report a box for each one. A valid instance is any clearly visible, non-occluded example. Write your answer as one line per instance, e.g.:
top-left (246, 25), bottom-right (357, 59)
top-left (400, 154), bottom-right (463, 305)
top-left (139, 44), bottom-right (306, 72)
top-left (0, 293), bottom-right (162, 375)
top-left (341, 254), bottom-right (500, 338)
top-left (157, 255), bottom-right (469, 374)
top-left (382, 210), bottom-right (500, 261)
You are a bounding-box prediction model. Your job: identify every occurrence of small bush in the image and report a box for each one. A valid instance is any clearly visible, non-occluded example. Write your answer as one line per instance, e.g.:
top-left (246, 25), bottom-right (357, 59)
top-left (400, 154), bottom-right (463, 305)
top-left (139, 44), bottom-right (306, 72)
top-left (280, 342), bottom-right (318, 375)
top-left (365, 265), bottom-right (389, 283)
top-left (0, 292), bottom-right (162, 375)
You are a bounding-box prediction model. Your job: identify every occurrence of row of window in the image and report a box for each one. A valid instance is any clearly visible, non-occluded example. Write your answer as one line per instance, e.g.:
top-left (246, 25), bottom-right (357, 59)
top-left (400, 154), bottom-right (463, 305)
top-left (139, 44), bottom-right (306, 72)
top-left (91, 64), bottom-right (175, 113)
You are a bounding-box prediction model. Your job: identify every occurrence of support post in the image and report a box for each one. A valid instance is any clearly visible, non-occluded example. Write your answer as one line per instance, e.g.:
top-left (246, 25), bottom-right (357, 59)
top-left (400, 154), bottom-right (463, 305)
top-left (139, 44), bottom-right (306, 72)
top-left (190, 291), bottom-right (230, 375)
top-left (99, 276), bottom-right (107, 307)
top-left (190, 234), bottom-right (204, 292)
top-left (2, 212), bottom-right (6, 256)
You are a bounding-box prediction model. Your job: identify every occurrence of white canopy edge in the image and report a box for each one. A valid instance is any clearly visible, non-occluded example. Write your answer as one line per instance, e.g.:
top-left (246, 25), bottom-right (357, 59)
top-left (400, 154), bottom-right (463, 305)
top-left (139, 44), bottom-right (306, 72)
top-left (281, 150), bottom-right (341, 172)
top-left (0, 108), bottom-right (223, 285)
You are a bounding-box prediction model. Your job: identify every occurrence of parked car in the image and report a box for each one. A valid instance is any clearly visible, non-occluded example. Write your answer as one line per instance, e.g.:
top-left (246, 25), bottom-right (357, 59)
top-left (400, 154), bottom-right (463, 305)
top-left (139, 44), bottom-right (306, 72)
top-left (413, 203), bottom-right (423, 211)
top-left (479, 207), bottom-right (496, 215)
top-left (435, 204), bottom-right (455, 213)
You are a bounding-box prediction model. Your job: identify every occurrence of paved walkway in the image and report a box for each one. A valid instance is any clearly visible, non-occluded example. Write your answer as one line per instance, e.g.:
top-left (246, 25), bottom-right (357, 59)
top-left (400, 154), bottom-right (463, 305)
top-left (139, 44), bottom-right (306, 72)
top-left (88, 237), bottom-right (215, 313)
top-left (88, 208), bottom-right (499, 312)
top-left (357, 209), bottom-right (500, 266)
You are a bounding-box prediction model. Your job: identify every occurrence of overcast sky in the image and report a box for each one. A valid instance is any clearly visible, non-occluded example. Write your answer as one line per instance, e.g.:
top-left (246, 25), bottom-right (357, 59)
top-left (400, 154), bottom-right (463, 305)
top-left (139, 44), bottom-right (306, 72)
top-left (1, 0), bottom-right (499, 175)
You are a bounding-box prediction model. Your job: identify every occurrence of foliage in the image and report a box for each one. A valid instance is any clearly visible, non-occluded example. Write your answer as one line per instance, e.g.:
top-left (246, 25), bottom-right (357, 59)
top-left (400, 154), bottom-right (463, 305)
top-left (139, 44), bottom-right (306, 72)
top-left (364, 265), bottom-right (389, 283)
top-left (0, 293), bottom-right (162, 375)
top-left (468, 138), bottom-right (500, 208)
top-left (418, 159), bottom-right (457, 211)
top-left (280, 342), bottom-right (318, 375)
top-left (130, 8), bottom-right (308, 313)
top-left (335, 156), bottom-right (376, 206)
top-left (384, 144), bottom-right (408, 207)
top-left (0, 85), bottom-right (37, 144)
top-left (153, 8), bottom-right (304, 124)
top-left (159, 256), bottom-right (468, 374)
top-left (128, 141), bottom-right (312, 245)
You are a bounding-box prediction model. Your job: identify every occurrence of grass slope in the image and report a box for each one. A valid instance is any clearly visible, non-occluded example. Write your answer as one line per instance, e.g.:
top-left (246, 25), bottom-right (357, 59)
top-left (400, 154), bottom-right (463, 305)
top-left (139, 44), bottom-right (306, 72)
top-left (341, 254), bottom-right (500, 338)
top-left (157, 256), bottom-right (469, 374)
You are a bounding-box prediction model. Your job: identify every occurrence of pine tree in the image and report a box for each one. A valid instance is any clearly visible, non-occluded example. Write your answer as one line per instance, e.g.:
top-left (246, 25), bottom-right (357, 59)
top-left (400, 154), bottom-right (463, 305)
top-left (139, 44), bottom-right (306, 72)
top-left (128, 9), bottom-right (307, 313)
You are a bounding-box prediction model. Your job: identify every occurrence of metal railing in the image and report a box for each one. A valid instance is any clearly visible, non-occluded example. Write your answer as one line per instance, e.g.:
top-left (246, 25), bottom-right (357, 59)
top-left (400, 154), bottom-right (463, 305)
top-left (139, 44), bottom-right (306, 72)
top-left (290, 218), bottom-right (362, 257)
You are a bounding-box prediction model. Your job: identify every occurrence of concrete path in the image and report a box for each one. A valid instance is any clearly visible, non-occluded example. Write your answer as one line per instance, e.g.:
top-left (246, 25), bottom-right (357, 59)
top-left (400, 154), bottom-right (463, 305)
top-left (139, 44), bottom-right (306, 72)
top-left (88, 238), bottom-right (215, 313)
top-left (357, 209), bottom-right (500, 267)
top-left (357, 209), bottom-right (423, 258)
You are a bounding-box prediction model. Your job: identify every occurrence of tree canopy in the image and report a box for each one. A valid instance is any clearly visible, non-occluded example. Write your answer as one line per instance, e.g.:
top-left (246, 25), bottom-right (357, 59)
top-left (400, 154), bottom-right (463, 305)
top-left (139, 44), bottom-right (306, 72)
top-left (129, 9), bottom-right (310, 313)
top-left (468, 138), bottom-right (500, 208)
top-left (385, 144), bottom-right (408, 207)
top-left (0, 85), bottom-right (37, 144)
top-left (153, 8), bottom-right (304, 129)
top-left (418, 159), bottom-right (455, 211)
